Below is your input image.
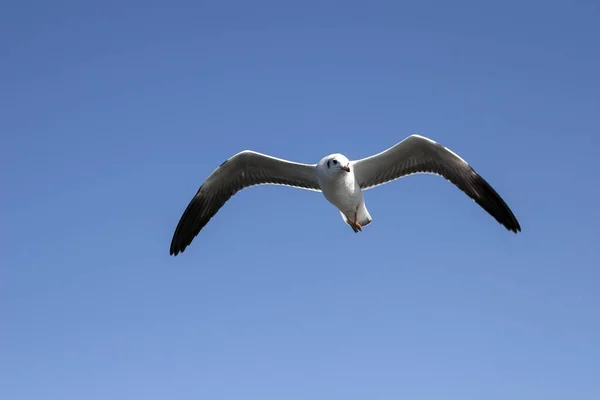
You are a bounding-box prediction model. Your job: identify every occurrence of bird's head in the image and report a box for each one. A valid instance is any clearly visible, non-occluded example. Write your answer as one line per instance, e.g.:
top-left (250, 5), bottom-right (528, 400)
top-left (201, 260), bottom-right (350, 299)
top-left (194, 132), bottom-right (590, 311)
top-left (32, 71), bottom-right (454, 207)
top-left (319, 153), bottom-right (351, 175)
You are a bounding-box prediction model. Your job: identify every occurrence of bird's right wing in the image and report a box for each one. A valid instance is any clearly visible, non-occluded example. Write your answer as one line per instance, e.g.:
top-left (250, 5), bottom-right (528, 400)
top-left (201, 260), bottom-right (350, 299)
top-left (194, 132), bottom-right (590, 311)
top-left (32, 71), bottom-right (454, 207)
top-left (170, 150), bottom-right (320, 255)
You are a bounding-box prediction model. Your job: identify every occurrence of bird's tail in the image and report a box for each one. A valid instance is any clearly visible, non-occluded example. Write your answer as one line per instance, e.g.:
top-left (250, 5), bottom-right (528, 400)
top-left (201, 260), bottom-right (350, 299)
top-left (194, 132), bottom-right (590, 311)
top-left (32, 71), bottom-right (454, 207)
top-left (359, 208), bottom-right (372, 227)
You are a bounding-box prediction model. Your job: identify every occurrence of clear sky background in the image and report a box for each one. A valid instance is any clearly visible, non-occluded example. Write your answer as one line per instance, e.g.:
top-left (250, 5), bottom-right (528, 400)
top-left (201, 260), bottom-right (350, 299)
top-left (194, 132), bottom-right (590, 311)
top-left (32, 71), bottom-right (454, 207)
top-left (2, 1), bottom-right (599, 399)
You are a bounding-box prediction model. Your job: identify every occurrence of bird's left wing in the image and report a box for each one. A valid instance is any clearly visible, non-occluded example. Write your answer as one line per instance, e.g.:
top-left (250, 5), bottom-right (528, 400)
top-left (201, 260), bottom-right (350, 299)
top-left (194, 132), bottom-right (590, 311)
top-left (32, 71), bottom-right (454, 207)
top-left (170, 150), bottom-right (320, 255)
top-left (351, 134), bottom-right (521, 233)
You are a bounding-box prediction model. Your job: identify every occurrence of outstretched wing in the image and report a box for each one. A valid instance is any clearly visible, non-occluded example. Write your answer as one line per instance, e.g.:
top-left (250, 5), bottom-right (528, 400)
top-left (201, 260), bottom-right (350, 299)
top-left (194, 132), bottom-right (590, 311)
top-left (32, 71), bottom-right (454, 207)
top-left (170, 150), bottom-right (320, 255)
top-left (351, 134), bottom-right (521, 233)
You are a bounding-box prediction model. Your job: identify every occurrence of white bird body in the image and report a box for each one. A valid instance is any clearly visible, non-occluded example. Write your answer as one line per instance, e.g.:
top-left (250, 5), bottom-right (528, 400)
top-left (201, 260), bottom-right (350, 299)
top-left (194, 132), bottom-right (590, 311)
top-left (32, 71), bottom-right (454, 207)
top-left (316, 153), bottom-right (372, 231)
top-left (169, 134), bottom-right (521, 256)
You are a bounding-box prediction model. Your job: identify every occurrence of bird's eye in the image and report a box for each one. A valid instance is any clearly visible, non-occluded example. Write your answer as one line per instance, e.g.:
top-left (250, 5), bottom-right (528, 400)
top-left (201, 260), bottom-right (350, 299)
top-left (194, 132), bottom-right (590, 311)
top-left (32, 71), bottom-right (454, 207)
top-left (333, 159), bottom-right (338, 164)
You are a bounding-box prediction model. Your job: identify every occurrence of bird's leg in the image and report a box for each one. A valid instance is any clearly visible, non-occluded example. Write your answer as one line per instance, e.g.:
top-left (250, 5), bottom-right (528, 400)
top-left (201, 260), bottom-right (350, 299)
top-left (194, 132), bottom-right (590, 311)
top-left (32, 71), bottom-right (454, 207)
top-left (353, 211), bottom-right (362, 232)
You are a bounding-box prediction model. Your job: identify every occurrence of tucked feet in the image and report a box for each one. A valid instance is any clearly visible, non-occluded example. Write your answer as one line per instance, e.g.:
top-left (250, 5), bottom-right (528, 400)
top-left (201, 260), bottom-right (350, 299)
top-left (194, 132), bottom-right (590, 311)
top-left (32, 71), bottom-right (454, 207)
top-left (351, 211), bottom-right (362, 233)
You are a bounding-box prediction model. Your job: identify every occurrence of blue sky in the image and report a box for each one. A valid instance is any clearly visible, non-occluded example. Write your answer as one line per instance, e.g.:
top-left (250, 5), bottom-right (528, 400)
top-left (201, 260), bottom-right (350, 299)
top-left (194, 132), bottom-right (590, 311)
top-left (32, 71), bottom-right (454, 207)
top-left (2, 0), bottom-right (599, 399)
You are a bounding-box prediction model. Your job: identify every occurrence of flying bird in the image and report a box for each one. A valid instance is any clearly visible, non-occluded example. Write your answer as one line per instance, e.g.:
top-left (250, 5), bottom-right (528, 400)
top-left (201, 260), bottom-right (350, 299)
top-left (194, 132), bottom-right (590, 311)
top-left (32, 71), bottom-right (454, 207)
top-left (170, 134), bottom-right (521, 255)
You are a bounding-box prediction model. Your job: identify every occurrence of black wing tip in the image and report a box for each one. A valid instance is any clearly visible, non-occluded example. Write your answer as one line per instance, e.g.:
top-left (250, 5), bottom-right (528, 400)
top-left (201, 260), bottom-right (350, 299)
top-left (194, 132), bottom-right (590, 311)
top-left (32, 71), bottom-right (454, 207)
top-left (169, 221), bottom-right (202, 257)
top-left (484, 207), bottom-right (521, 235)
top-left (169, 248), bottom-right (185, 256)
top-left (503, 218), bottom-right (522, 234)
top-left (462, 167), bottom-right (522, 236)
top-left (169, 240), bottom-right (187, 256)
top-left (510, 213), bottom-right (522, 232)
top-left (169, 190), bottom-right (204, 257)
top-left (169, 230), bottom-right (192, 256)
top-left (509, 215), bottom-right (522, 233)
top-left (490, 191), bottom-right (522, 234)
top-left (169, 183), bottom-right (225, 257)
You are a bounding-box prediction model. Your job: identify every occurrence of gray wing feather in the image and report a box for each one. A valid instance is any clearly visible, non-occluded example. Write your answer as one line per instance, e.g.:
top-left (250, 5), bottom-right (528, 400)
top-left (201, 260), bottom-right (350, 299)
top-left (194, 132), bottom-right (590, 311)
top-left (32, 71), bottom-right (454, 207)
top-left (352, 135), bottom-right (521, 233)
top-left (170, 150), bottom-right (320, 255)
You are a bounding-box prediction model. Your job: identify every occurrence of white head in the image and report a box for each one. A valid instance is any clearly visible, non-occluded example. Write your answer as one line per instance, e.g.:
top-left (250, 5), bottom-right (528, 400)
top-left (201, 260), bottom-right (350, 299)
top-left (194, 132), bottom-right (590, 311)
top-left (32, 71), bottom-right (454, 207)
top-left (317, 153), bottom-right (351, 176)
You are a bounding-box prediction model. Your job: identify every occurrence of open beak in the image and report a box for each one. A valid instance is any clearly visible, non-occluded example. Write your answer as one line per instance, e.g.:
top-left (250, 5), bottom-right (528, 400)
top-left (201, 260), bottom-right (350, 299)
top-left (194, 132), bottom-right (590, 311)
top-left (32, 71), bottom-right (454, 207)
top-left (342, 164), bottom-right (351, 172)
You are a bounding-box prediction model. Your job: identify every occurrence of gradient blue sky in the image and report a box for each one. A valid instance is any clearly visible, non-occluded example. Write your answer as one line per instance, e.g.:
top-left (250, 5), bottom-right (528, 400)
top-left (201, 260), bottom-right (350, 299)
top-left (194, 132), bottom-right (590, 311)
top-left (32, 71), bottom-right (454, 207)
top-left (2, 1), bottom-right (599, 399)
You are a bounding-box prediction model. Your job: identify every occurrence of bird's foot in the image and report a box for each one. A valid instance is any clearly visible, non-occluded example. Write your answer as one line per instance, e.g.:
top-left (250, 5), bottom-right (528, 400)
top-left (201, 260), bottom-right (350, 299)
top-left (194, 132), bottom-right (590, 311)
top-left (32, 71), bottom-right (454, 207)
top-left (352, 211), bottom-right (362, 233)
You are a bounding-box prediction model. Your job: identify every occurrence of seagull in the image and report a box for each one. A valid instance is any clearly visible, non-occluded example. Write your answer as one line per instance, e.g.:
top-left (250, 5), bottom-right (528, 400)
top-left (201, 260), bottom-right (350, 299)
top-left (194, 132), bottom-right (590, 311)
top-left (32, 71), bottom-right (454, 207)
top-left (169, 134), bottom-right (521, 255)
